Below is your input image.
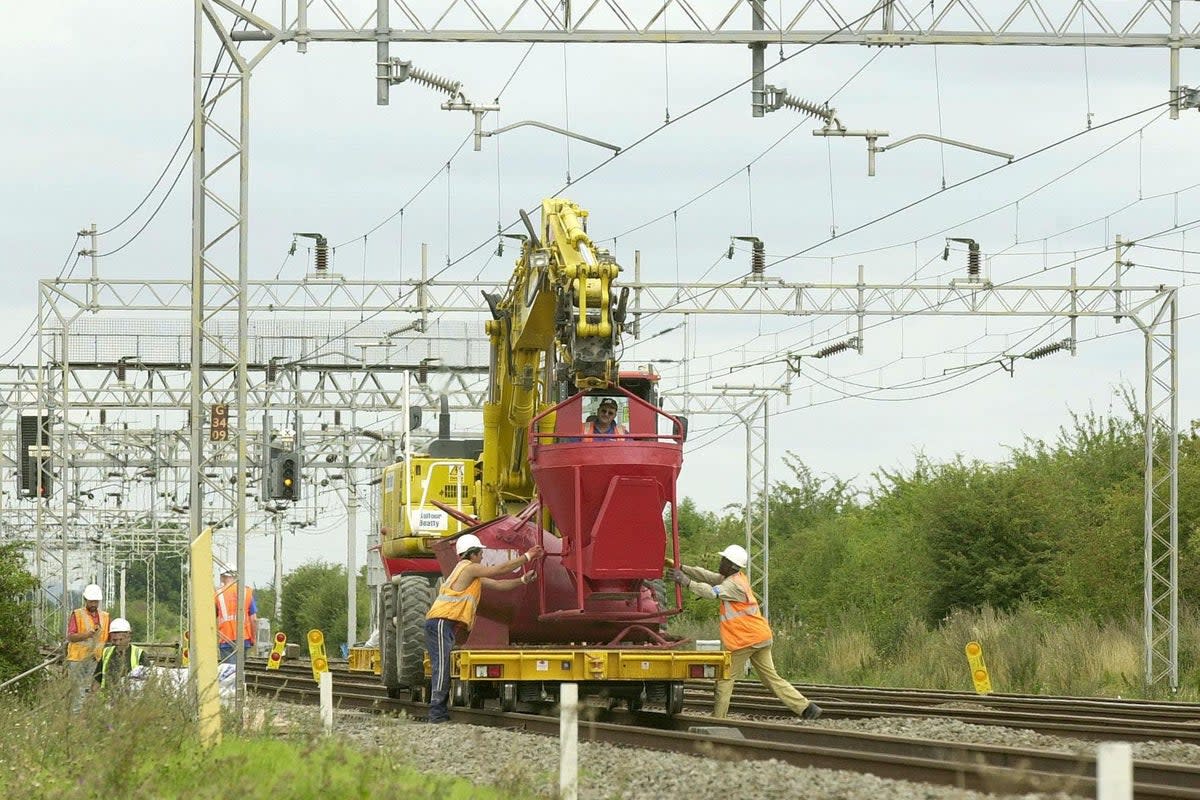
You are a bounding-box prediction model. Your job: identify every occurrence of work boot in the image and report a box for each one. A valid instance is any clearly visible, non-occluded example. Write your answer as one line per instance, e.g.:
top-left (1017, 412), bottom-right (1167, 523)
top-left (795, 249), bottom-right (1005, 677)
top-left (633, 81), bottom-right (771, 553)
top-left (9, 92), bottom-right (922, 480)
top-left (800, 701), bottom-right (823, 721)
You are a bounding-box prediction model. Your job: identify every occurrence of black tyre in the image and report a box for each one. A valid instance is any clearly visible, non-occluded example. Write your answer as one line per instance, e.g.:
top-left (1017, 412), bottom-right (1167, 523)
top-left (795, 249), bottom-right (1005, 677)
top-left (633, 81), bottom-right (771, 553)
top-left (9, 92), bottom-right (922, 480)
top-left (666, 682), bottom-right (684, 716)
top-left (396, 574), bottom-right (436, 687)
top-left (500, 681), bottom-right (518, 712)
top-left (643, 578), bottom-right (667, 610)
top-left (380, 583), bottom-right (401, 698)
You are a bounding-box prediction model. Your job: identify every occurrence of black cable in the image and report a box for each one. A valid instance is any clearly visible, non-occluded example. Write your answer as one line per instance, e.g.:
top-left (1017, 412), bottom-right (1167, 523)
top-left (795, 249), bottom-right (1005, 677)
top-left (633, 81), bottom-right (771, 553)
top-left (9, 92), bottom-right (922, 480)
top-left (767, 100), bottom-right (1171, 269)
top-left (95, 124), bottom-right (192, 236)
top-left (435, 5), bottom-right (887, 274)
top-left (95, 156), bottom-right (190, 258)
top-left (94, 2), bottom-right (261, 258)
top-left (0, 239), bottom-right (82, 363)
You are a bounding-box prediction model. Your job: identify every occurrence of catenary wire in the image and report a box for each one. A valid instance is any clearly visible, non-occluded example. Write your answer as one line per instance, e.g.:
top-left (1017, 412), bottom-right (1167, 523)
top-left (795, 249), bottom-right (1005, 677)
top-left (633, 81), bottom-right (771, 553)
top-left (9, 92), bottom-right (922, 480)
top-left (766, 101), bottom-right (1172, 269)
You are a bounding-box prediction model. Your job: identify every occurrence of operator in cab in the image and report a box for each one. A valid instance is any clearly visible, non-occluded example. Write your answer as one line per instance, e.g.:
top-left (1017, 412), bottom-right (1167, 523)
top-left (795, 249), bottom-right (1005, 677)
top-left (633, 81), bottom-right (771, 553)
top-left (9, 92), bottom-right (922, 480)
top-left (583, 397), bottom-right (627, 441)
top-left (424, 534), bottom-right (544, 723)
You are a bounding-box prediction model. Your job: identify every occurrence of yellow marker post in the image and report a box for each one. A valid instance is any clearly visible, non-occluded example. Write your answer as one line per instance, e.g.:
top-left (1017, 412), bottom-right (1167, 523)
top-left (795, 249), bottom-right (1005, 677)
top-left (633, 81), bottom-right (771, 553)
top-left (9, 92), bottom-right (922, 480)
top-left (189, 528), bottom-right (221, 747)
top-left (307, 629), bottom-right (329, 683)
top-left (181, 630), bottom-right (190, 667)
top-left (267, 632), bottom-right (287, 670)
top-left (965, 641), bottom-right (993, 695)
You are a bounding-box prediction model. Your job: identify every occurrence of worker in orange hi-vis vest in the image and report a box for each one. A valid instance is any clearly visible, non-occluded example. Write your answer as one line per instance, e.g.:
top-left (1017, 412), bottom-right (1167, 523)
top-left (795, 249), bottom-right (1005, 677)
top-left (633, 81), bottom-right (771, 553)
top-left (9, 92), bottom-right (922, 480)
top-left (668, 544), bottom-right (822, 722)
top-left (65, 584), bottom-right (110, 712)
top-left (214, 569), bottom-right (257, 662)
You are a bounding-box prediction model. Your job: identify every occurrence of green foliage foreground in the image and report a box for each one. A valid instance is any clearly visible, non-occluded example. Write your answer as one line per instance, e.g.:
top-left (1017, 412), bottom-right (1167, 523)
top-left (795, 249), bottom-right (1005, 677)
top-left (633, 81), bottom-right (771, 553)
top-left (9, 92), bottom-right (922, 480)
top-left (0, 678), bottom-right (522, 800)
top-left (0, 543), bottom-right (38, 686)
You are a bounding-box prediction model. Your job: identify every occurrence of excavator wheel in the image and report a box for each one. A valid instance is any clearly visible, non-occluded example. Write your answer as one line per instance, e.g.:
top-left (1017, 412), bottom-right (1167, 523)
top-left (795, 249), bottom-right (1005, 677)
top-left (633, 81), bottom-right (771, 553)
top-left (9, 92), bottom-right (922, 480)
top-left (666, 682), bottom-right (685, 716)
top-left (396, 574), bottom-right (436, 688)
top-left (380, 583), bottom-right (401, 698)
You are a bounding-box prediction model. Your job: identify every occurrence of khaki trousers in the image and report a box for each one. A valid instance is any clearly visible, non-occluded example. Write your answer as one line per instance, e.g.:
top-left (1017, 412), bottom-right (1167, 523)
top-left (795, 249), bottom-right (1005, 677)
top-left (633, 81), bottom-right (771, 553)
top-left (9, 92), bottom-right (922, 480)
top-left (713, 643), bottom-right (811, 718)
top-left (67, 658), bottom-right (95, 712)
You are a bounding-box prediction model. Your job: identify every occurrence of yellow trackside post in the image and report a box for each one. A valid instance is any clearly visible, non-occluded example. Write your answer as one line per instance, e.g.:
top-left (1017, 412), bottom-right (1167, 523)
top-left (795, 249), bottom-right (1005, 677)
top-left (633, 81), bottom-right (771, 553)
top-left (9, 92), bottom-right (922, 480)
top-left (307, 629), bottom-right (329, 682)
top-left (267, 632), bottom-right (287, 670)
top-left (189, 528), bottom-right (221, 747)
top-left (965, 641), bottom-right (993, 695)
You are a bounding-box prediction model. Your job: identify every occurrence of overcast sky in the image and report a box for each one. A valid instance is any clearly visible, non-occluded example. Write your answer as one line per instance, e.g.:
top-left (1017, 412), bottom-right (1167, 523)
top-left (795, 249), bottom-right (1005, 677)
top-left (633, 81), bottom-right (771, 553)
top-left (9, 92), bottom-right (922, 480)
top-left (6, 2), bottom-right (1200, 596)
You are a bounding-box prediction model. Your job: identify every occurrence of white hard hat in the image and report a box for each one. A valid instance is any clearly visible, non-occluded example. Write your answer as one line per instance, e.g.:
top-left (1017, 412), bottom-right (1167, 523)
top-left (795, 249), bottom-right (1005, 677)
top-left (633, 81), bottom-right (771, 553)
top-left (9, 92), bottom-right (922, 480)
top-left (719, 544), bottom-right (748, 569)
top-left (109, 618), bottom-right (131, 634)
top-left (82, 584), bottom-right (103, 602)
top-left (455, 533), bottom-right (484, 557)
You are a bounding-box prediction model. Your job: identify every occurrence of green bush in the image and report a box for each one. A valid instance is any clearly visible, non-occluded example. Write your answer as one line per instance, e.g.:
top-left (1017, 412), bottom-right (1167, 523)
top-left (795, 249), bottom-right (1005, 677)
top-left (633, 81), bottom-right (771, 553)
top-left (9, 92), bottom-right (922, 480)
top-left (278, 562), bottom-right (370, 649)
top-left (672, 393), bottom-right (1200, 697)
top-left (0, 544), bottom-right (38, 688)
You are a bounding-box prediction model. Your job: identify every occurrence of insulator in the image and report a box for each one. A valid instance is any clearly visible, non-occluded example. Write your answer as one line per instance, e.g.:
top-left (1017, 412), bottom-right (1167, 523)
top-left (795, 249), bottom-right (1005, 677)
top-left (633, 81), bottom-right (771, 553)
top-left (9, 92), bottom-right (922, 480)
top-left (967, 248), bottom-right (981, 278)
top-left (409, 67), bottom-right (462, 96)
top-left (314, 241), bottom-right (329, 273)
top-left (750, 240), bottom-right (765, 275)
top-left (778, 91), bottom-right (836, 125)
top-left (1025, 339), bottom-right (1072, 360)
top-left (814, 337), bottom-right (857, 359)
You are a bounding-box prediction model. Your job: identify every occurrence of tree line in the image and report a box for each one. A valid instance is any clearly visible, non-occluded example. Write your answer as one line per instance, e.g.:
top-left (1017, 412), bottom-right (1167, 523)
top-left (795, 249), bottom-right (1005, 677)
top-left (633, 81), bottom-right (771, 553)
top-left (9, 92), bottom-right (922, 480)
top-left (675, 399), bottom-right (1199, 658)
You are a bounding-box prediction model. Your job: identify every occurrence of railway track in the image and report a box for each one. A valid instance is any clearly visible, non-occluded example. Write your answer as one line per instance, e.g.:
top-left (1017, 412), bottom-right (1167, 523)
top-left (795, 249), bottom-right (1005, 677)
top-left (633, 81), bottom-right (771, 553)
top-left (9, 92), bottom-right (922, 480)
top-left (247, 662), bottom-right (1200, 799)
top-left (696, 681), bottom-right (1200, 744)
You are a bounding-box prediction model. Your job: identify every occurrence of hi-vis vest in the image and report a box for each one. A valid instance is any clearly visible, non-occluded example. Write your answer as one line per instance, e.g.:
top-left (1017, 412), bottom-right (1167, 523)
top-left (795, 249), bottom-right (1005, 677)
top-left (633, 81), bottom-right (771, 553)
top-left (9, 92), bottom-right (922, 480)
top-left (98, 645), bottom-right (144, 689)
top-left (426, 561), bottom-right (482, 629)
top-left (66, 608), bottom-right (110, 662)
top-left (215, 584), bottom-right (255, 645)
top-left (582, 420), bottom-right (627, 443)
top-left (718, 572), bottom-right (773, 651)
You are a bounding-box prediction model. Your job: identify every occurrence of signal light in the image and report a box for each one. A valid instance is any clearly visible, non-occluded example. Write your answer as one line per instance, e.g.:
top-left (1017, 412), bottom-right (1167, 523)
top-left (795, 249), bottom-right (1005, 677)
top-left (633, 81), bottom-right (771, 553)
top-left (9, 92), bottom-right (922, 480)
top-left (307, 629), bottom-right (328, 682)
top-left (267, 631), bottom-right (287, 670)
top-left (688, 664), bottom-right (717, 679)
top-left (965, 641), bottom-right (993, 695)
top-left (473, 664), bottom-right (503, 678)
top-left (264, 443), bottom-right (302, 501)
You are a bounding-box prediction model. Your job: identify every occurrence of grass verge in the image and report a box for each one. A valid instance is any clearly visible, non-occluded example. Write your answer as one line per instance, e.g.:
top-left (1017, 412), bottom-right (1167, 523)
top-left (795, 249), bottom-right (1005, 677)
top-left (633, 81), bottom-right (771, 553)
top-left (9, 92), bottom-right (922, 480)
top-left (671, 605), bottom-right (1199, 700)
top-left (0, 674), bottom-right (531, 800)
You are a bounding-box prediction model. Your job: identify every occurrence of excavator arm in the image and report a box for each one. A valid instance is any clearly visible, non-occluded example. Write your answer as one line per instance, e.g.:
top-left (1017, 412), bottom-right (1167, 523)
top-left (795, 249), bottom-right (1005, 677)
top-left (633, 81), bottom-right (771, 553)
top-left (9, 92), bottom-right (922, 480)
top-left (480, 198), bottom-right (628, 519)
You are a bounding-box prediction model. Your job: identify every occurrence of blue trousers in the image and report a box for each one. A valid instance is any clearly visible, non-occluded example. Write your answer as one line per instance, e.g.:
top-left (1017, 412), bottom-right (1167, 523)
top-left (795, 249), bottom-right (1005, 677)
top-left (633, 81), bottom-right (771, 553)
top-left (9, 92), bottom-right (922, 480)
top-left (424, 618), bottom-right (457, 722)
top-left (218, 642), bottom-right (252, 663)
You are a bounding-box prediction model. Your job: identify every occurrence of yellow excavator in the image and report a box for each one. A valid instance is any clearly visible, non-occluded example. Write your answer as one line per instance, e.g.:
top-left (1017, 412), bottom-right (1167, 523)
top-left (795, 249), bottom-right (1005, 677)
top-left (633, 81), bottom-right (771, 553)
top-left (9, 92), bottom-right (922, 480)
top-left (369, 198), bottom-right (643, 693)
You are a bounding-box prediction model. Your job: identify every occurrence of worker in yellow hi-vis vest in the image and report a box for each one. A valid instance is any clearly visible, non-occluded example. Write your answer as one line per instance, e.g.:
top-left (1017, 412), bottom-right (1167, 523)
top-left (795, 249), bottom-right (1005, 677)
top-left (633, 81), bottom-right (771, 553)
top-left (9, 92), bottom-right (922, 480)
top-left (93, 617), bottom-right (146, 697)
